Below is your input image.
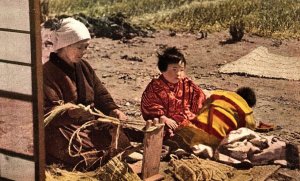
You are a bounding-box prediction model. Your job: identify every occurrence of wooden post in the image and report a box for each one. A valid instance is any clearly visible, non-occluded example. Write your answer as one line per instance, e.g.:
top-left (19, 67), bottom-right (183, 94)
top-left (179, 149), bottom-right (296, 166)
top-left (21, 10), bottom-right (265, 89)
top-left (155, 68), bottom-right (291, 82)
top-left (141, 119), bottom-right (164, 181)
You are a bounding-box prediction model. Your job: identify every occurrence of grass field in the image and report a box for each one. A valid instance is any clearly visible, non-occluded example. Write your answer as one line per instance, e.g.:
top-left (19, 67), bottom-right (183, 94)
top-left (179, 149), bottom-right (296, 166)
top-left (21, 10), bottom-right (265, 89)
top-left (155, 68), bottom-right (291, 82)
top-left (48, 0), bottom-right (300, 38)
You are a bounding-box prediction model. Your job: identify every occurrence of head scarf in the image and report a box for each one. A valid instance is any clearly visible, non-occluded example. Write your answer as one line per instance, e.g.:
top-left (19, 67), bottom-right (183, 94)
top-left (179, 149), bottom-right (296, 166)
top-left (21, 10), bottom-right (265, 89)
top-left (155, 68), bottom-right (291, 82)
top-left (41, 17), bottom-right (91, 63)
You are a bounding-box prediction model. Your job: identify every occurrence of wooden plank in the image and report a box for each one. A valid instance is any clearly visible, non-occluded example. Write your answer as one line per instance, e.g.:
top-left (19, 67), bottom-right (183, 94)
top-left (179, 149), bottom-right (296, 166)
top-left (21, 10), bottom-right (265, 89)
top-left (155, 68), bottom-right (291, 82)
top-left (0, 0), bottom-right (30, 31)
top-left (0, 0), bottom-right (44, 180)
top-left (0, 32), bottom-right (31, 64)
top-left (28, 0), bottom-right (45, 180)
top-left (0, 97), bottom-right (33, 155)
top-left (128, 160), bottom-right (143, 174)
top-left (0, 153), bottom-right (35, 180)
top-left (144, 174), bottom-right (164, 181)
top-left (142, 119), bottom-right (164, 180)
top-left (0, 63), bottom-right (32, 95)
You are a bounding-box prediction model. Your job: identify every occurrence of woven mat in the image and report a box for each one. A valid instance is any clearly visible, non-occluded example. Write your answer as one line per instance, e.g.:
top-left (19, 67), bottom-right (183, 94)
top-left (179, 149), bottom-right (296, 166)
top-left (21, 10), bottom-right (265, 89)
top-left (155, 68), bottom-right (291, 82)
top-left (219, 46), bottom-right (300, 81)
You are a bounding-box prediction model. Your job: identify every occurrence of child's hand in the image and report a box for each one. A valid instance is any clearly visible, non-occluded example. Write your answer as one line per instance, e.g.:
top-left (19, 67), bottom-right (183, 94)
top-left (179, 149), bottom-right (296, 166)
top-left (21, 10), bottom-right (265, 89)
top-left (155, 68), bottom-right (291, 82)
top-left (160, 116), bottom-right (178, 130)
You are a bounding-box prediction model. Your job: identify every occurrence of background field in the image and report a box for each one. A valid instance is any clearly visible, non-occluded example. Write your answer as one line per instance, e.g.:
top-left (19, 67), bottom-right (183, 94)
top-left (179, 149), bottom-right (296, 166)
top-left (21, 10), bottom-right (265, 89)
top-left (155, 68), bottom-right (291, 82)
top-left (48, 0), bottom-right (300, 38)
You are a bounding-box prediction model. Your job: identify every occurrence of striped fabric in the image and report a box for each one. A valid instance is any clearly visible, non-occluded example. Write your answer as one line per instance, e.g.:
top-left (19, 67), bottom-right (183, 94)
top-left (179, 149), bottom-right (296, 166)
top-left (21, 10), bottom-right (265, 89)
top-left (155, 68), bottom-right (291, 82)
top-left (183, 90), bottom-right (256, 147)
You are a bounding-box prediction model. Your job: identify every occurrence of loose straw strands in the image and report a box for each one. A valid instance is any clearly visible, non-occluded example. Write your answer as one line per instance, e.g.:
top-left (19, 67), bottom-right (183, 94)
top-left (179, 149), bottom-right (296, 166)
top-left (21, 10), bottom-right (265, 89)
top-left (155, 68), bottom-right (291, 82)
top-left (44, 102), bottom-right (164, 170)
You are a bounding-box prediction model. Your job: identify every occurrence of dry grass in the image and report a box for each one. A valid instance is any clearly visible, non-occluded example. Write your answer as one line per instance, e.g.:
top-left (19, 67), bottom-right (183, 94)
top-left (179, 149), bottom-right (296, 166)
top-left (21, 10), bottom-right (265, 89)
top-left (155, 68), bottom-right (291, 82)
top-left (46, 157), bottom-right (141, 181)
top-left (46, 166), bottom-right (98, 181)
top-left (50, 0), bottom-right (300, 38)
top-left (48, 0), bottom-right (300, 38)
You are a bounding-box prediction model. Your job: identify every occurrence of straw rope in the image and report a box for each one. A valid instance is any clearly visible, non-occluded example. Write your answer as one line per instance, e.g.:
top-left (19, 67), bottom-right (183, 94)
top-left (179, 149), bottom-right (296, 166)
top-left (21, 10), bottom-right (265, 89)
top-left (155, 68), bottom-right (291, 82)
top-left (44, 102), bottom-right (163, 170)
top-left (169, 154), bottom-right (233, 181)
top-left (44, 102), bottom-right (163, 132)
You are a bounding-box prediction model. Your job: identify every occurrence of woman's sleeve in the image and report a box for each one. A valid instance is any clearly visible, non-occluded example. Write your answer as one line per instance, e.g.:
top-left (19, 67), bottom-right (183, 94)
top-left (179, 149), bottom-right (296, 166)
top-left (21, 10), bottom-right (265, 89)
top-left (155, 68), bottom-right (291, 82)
top-left (92, 70), bottom-right (119, 115)
top-left (141, 83), bottom-right (166, 121)
top-left (44, 78), bottom-right (74, 127)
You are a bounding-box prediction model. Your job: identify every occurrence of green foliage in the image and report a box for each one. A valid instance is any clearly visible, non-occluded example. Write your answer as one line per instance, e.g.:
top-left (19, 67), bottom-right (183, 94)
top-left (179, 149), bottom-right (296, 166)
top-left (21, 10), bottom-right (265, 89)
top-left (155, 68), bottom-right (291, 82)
top-left (49, 0), bottom-right (190, 16)
top-left (48, 0), bottom-right (300, 38)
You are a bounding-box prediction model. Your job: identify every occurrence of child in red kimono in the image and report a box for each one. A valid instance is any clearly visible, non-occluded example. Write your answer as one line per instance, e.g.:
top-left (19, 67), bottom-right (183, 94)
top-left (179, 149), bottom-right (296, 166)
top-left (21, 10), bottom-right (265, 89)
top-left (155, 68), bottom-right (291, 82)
top-left (141, 47), bottom-right (272, 153)
top-left (141, 47), bottom-right (206, 139)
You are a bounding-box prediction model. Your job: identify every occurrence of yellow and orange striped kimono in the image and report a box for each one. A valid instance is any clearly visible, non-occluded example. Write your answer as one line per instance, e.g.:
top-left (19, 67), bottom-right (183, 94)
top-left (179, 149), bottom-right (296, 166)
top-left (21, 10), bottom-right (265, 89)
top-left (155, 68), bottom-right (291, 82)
top-left (177, 90), bottom-right (256, 148)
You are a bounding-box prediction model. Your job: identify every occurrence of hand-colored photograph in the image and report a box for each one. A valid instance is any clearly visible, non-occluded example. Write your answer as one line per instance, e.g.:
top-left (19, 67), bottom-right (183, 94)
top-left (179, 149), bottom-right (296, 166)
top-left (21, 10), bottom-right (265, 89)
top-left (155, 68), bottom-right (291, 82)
top-left (1, 0), bottom-right (300, 180)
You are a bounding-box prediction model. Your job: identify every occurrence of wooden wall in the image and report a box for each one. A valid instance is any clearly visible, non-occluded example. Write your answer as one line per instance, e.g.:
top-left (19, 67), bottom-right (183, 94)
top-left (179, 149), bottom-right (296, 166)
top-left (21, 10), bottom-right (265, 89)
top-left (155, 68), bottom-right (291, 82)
top-left (0, 0), bottom-right (44, 180)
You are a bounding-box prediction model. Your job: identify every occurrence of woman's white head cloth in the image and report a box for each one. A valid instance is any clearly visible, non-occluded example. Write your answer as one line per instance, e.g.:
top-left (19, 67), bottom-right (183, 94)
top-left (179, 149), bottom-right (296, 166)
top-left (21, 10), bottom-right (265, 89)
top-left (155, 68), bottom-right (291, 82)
top-left (52, 17), bottom-right (91, 51)
top-left (41, 17), bottom-right (91, 63)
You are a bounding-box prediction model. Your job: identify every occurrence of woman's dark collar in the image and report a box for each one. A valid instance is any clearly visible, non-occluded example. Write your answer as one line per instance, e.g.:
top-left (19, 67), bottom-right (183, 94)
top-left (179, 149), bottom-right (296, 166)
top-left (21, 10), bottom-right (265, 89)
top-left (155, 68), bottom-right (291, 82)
top-left (49, 52), bottom-right (75, 77)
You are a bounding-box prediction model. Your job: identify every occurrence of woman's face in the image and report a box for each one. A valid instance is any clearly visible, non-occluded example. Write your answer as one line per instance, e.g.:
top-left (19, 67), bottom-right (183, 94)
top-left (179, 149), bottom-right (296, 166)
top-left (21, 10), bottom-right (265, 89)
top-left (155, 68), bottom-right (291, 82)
top-left (162, 61), bottom-right (186, 84)
top-left (60, 40), bottom-right (90, 63)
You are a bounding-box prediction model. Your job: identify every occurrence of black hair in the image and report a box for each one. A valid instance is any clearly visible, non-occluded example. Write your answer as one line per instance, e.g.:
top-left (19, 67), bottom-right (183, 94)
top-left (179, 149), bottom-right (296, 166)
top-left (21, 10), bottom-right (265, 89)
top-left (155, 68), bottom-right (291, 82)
top-left (236, 87), bottom-right (256, 107)
top-left (43, 18), bottom-right (62, 30)
top-left (157, 47), bottom-right (186, 72)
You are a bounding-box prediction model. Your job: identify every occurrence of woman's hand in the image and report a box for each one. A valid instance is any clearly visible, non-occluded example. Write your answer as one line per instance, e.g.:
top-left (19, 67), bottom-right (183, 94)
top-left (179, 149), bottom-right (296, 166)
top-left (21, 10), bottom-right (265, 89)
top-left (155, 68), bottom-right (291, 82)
top-left (160, 115), bottom-right (178, 130)
top-left (109, 109), bottom-right (128, 121)
top-left (68, 107), bottom-right (94, 121)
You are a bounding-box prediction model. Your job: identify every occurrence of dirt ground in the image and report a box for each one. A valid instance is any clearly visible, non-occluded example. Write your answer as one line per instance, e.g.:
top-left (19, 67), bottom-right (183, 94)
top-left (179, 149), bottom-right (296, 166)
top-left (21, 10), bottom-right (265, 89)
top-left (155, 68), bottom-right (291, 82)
top-left (1, 29), bottom-right (299, 180)
top-left (85, 30), bottom-right (300, 180)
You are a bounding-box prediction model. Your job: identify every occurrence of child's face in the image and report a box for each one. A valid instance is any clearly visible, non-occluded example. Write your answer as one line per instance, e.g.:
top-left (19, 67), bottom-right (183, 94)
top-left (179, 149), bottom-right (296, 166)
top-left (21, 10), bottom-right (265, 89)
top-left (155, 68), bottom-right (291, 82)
top-left (162, 61), bottom-right (186, 83)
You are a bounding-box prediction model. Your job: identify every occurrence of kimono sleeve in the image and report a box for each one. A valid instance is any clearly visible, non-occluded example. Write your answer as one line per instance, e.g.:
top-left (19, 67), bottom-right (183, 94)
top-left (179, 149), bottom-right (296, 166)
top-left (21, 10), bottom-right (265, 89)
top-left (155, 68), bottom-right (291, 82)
top-left (188, 80), bottom-right (206, 113)
top-left (91, 69), bottom-right (119, 115)
top-left (141, 82), bottom-right (166, 121)
top-left (43, 76), bottom-right (73, 127)
top-left (245, 112), bottom-right (256, 130)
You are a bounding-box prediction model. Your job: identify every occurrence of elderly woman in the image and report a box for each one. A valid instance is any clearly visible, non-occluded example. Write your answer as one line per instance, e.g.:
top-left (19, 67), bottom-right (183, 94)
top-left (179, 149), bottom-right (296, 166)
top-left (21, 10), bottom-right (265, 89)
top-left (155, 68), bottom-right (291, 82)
top-left (43, 18), bottom-right (129, 170)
